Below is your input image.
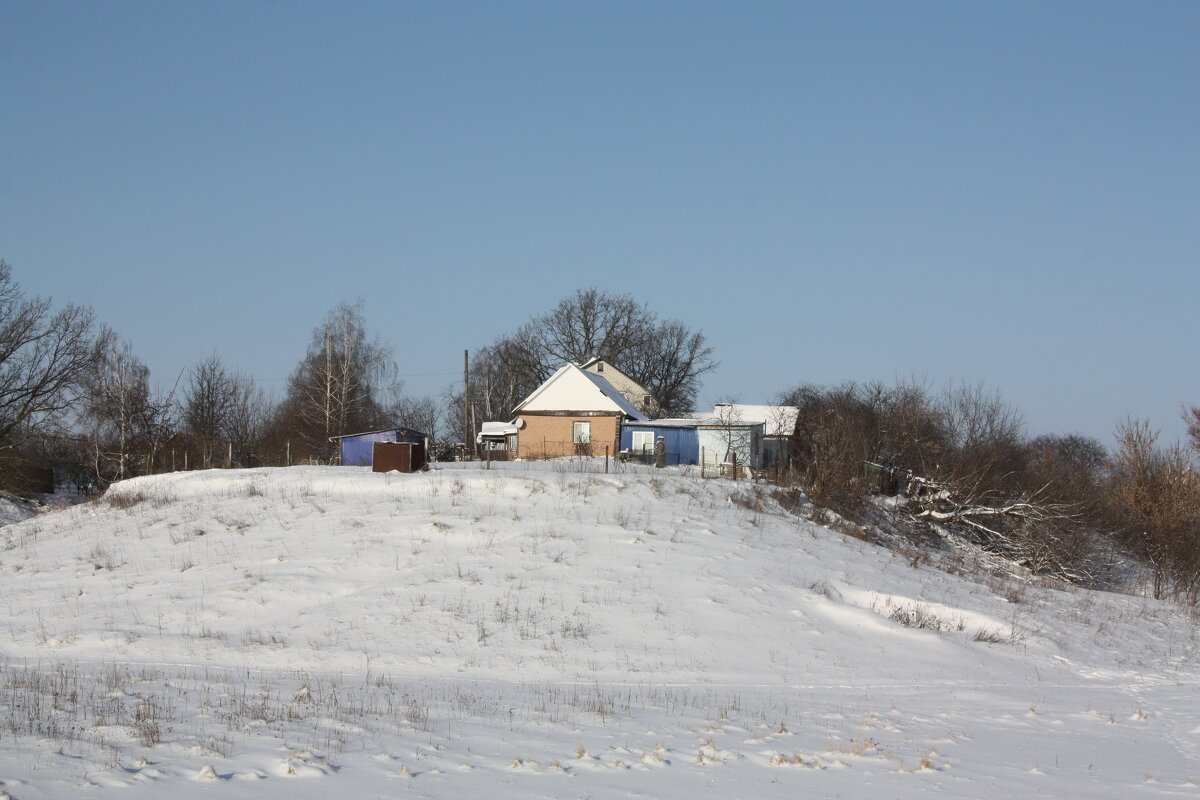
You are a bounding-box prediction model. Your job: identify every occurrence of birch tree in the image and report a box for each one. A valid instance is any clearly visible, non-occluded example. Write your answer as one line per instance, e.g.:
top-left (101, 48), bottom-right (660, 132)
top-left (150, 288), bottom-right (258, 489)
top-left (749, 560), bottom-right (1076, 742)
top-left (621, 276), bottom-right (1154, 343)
top-left (81, 330), bottom-right (168, 483)
top-left (281, 301), bottom-right (395, 459)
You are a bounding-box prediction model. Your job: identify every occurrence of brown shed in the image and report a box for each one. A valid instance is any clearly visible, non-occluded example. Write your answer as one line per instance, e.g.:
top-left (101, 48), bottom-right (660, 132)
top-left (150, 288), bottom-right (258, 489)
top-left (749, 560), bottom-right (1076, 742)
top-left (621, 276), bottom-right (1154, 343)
top-left (371, 441), bottom-right (426, 473)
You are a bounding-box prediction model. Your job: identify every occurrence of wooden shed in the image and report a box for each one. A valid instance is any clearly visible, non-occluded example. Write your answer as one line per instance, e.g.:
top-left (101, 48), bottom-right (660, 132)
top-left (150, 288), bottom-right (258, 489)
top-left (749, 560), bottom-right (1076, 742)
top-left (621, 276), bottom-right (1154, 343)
top-left (371, 441), bottom-right (426, 473)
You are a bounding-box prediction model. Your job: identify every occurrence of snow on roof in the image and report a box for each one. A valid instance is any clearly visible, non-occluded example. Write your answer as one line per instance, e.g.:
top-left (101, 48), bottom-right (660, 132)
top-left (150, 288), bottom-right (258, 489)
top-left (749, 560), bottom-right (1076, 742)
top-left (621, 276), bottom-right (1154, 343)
top-left (711, 404), bottom-right (799, 437)
top-left (327, 427), bottom-right (426, 441)
top-left (479, 421), bottom-right (519, 437)
top-left (625, 416), bottom-right (762, 429)
top-left (624, 417), bottom-right (704, 429)
top-left (513, 364), bottom-right (645, 419)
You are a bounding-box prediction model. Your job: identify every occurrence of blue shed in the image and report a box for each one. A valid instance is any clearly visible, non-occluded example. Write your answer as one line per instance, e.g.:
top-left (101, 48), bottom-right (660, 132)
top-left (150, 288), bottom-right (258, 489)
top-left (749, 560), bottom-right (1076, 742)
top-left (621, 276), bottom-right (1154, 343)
top-left (330, 428), bottom-right (426, 467)
top-left (620, 420), bottom-right (701, 466)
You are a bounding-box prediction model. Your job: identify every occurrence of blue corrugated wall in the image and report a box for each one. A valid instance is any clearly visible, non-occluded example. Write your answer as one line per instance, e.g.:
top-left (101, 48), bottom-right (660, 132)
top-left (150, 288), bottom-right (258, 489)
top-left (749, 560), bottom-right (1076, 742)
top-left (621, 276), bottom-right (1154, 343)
top-left (620, 425), bottom-right (700, 466)
top-left (340, 431), bottom-right (399, 466)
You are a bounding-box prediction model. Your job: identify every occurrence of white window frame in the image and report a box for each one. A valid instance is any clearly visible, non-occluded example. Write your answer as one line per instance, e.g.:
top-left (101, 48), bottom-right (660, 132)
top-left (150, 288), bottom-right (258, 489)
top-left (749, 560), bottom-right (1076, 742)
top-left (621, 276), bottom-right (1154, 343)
top-left (572, 421), bottom-right (591, 444)
top-left (631, 430), bottom-right (654, 454)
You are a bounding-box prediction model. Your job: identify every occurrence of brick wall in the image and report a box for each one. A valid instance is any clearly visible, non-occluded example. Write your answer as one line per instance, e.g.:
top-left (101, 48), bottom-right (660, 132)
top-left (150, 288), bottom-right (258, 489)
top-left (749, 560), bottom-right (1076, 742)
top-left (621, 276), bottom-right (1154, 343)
top-left (515, 413), bottom-right (621, 459)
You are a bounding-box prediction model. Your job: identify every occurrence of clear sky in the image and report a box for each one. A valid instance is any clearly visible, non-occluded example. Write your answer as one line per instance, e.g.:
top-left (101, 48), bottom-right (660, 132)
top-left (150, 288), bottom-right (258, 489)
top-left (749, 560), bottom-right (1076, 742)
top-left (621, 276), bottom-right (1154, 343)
top-left (3, 1), bottom-right (1197, 445)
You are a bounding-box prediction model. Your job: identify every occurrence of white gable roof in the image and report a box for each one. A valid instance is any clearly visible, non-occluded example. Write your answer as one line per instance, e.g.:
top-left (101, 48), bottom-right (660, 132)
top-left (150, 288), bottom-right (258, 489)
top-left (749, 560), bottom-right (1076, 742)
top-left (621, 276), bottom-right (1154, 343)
top-left (513, 364), bottom-right (645, 419)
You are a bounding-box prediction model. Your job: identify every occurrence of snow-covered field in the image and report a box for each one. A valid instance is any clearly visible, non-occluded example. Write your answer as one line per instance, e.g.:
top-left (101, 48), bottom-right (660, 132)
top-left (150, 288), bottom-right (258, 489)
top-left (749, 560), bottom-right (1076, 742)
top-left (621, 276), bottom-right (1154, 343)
top-left (1, 462), bottom-right (1197, 798)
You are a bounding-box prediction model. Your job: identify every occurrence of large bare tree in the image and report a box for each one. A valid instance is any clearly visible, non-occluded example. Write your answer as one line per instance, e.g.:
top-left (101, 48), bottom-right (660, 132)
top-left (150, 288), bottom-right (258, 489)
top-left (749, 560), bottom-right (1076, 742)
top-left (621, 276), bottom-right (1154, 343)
top-left (80, 329), bottom-right (171, 483)
top-left (0, 261), bottom-right (101, 446)
top-left (281, 301), bottom-right (395, 459)
top-left (620, 319), bottom-right (716, 416)
top-left (182, 353), bottom-right (237, 468)
top-left (459, 289), bottom-right (717, 435)
top-left (531, 288), bottom-right (656, 370)
top-left (224, 375), bottom-right (272, 467)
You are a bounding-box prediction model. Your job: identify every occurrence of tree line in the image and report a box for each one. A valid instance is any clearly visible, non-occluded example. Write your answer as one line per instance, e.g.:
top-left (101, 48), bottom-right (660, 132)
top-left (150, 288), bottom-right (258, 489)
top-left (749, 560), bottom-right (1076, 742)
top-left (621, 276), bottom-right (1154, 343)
top-left (779, 379), bottom-right (1200, 602)
top-left (2, 261), bottom-right (1197, 601)
top-left (0, 262), bottom-right (411, 491)
top-left (0, 273), bottom-right (717, 490)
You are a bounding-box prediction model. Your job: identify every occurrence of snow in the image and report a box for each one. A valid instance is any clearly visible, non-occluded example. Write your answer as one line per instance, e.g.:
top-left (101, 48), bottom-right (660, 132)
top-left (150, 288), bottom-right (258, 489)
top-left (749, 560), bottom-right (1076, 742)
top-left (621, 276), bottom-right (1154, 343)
top-left (478, 421), bottom-right (518, 437)
top-left (0, 462), bottom-right (1197, 798)
top-left (710, 403), bottom-right (799, 437)
top-left (0, 492), bottom-right (39, 528)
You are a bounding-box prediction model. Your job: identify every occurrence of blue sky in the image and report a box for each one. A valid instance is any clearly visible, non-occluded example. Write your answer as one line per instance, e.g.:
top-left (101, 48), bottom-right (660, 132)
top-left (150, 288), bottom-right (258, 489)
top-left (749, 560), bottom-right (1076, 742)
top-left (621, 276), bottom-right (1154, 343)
top-left (3, 1), bottom-right (1197, 444)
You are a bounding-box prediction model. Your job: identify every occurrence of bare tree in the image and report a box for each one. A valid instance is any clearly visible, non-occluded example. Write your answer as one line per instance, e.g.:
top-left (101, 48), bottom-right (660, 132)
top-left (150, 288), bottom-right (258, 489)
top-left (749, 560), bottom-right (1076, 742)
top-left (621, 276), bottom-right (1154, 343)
top-left (936, 381), bottom-right (1026, 495)
top-left (781, 382), bottom-right (877, 513)
top-left (893, 385), bottom-right (1094, 576)
top-left (459, 289), bottom-right (717, 439)
top-left (1184, 405), bottom-right (1200, 454)
top-left (80, 330), bottom-right (169, 483)
top-left (393, 395), bottom-right (440, 442)
top-left (455, 335), bottom-right (543, 439)
top-left (183, 353), bottom-right (237, 468)
top-left (281, 301), bottom-right (395, 459)
top-left (0, 261), bottom-right (101, 447)
top-left (1106, 418), bottom-right (1200, 601)
top-left (224, 376), bottom-right (272, 467)
top-left (872, 378), bottom-right (946, 478)
top-left (621, 319), bottom-right (717, 416)
top-left (532, 289), bottom-right (656, 369)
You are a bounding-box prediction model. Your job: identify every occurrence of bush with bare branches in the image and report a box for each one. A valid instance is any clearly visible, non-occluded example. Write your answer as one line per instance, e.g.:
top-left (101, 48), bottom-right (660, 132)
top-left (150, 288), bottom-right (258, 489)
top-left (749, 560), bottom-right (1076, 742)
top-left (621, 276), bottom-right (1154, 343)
top-left (1105, 418), bottom-right (1200, 601)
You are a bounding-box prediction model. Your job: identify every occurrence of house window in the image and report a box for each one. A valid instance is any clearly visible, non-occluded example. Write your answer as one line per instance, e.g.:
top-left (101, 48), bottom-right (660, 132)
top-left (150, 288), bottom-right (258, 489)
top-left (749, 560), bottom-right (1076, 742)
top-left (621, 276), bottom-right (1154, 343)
top-left (596, 362), bottom-right (604, 372)
top-left (572, 421), bottom-right (591, 444)
top-left (642, 394), bottom-right (653, 408)
top-left (631, 430), bottom-right (654, 454)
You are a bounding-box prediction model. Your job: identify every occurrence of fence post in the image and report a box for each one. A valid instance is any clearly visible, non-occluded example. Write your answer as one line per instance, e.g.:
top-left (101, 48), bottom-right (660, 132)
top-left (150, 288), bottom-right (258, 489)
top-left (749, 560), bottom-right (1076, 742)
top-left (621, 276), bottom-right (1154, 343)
top-left (701, 446), bottom-right (705, 478)
top-left (605, 445), bottom-right (609, 474)
top-left (732, 451), bottom-right (738, 481)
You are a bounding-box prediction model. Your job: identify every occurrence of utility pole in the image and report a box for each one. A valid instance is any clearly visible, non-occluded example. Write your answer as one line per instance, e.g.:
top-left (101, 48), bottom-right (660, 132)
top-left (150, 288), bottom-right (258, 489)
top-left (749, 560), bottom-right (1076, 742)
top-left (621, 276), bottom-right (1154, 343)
top-left (463, 349), bottom-right (470, 460)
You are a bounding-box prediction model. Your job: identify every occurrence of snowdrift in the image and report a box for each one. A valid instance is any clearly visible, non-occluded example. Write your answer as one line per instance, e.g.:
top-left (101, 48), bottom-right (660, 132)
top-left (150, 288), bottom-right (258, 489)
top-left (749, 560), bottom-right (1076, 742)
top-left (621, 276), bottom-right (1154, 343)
top-left (0, 463), bottom-right (1196, 798)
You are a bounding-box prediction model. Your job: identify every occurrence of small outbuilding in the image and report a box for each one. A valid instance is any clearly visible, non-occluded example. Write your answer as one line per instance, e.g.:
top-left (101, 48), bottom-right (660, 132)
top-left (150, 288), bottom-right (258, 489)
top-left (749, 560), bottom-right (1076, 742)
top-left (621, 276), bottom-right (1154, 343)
top-left (330, 428), bottom-right (427, 467)
top-left (620, 416), bottom-right (762, 474)
top-left (476, 421), bottom-right (519, 461)
top-left (708, 403), bottom-right (798, 473)
top-left (620, 419), bottom-right (700, 466)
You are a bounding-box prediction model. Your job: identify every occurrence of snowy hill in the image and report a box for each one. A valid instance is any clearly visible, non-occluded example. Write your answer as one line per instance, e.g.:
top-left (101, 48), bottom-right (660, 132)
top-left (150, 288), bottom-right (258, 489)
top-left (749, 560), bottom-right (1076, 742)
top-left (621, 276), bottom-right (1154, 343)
top-left (0, 491), bottom-right (40, 528)
top-left (1, 463), bottom-right (1197, 799)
